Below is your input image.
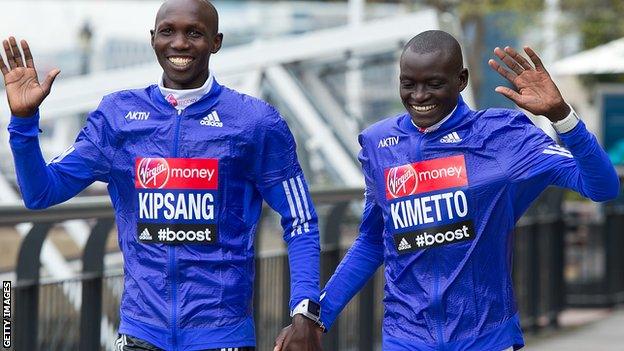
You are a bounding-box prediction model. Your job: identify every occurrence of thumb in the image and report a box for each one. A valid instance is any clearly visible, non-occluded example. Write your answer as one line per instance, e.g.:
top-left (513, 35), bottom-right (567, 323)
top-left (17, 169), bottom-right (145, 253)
top-left (41, 68), bottom-right (60, 96)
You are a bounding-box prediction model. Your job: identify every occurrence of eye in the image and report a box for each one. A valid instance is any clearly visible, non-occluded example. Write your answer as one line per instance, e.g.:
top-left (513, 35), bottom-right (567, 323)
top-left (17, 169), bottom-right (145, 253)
top-left (428, 80), bottom-right (444, 88)
top-left (188, 30), bottom-right (203, 38)
top-left (400, 81), bottom-right (415, 89)
top-left (159, 28), bottom-right (172, 36)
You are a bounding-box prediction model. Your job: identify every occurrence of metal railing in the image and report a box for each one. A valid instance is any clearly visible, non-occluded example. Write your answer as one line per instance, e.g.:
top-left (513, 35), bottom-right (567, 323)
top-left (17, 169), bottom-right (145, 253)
top-left (3, 186), bottom-right (624, 350)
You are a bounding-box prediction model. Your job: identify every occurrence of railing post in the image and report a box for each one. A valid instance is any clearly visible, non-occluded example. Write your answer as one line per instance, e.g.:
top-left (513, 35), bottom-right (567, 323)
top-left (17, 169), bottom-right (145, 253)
top-left (551, 217), bottom-right (566, 326)
top-left (321, 202), bottom-right (349, 351)
top-left (605, 204), bottom-right (624, 305)
top-left (527, 222), bottom-right (540, 333)
top-left (79, 218), bottom-right (114, 351)
top-left (14, 223), bottom-right (53, 351)
top-left (358, 276), bottom-right (375, 351)
top-left (282, 254), bottom-right (292, 328)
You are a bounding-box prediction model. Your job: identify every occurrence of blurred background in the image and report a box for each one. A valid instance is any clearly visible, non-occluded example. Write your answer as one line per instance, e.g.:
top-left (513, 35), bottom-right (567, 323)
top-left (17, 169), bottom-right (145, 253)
top-left (0, 0), bottom-right (623, 350)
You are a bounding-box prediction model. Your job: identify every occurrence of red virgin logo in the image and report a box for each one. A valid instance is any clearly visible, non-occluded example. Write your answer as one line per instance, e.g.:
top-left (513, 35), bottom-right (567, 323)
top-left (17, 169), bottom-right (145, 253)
top-left (386, 164), bottom-right (418, 199)
top-left (137, 158), bottom-right (170, 189)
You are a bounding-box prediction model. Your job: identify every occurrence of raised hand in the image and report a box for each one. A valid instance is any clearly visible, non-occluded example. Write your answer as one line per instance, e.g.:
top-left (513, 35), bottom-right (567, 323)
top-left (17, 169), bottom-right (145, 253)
top-left (488, 46), bottom-right (570, 122)
top-left (1, 37), bottom-right (60, 117)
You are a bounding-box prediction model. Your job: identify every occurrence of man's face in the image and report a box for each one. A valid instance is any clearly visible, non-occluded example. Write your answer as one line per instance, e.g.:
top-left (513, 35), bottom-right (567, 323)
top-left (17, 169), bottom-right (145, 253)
top-left (151, 0), bottom-right (223, 89)
top-left (399, 49), bottom-right (468, 128)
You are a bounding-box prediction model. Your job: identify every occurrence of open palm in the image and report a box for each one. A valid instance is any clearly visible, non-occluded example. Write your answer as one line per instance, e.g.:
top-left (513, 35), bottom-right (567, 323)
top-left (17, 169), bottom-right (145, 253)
top-left (488, 46), bottom-right (570, 122)
top-left (1, 37), bottom-right (60, 117)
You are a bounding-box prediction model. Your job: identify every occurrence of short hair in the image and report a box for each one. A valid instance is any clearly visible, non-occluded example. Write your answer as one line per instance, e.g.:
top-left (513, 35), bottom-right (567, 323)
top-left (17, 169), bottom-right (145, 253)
top-left (402, 30), bottom-right (463, 69)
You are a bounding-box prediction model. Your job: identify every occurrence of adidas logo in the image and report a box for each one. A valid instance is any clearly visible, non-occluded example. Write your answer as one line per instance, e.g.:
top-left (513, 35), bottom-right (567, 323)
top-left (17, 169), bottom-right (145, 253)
top-left (398, 237), bottom-right (412, 251)
top-left (542, 144), bottom-right (573, 158)
top-left (200, 111), bottom-right (223, 127)
top-left (440, 132), bottom-right (462, 143)
top-left (139, 228), bottom-right (153, 241)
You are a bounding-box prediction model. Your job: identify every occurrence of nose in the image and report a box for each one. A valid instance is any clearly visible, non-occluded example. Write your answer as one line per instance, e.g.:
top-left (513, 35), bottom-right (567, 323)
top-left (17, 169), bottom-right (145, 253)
top-left (170, 33), bottom-right (190, 50)
top-left (412, 86), bottom-right (430, 103)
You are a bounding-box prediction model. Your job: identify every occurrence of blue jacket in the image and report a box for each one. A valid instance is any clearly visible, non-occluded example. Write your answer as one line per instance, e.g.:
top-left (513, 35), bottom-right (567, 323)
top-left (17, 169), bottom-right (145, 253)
top-left (8, 81), bottom-right (320, 351)
top-left (319, 97), bottom-right (619, 350)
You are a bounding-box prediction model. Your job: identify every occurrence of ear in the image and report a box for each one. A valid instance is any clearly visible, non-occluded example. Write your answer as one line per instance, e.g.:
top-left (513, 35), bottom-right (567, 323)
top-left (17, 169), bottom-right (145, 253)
top-left (458, 68), bottom-right (469, 92)
top-left (150, 29), bottom-right (155, 48)
top-left (211, 33), bottom-right (223, 54)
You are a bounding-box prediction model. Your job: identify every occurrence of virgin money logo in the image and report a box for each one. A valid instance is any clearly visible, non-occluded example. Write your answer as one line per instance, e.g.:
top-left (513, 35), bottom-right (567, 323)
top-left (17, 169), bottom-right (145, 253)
top-left (386, 164), bottom-right (418, 199)
top-left (137, 158), bottom-right (170, 189)
top-left (135, 158), bottom-right (218, 190)
top-left (385, 155), bottom-right (468, 199)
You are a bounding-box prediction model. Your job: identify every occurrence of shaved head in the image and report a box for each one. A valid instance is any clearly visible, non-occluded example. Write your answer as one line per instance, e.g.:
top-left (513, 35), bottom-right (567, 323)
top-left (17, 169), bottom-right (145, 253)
top-left (155, 0), bottom-right (219, 34)
top-left (402, 30), bottom-right (463, 73)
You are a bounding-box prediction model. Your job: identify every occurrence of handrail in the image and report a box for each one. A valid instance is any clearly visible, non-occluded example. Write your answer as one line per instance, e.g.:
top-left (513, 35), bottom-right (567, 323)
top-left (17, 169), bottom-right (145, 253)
top-left (0, 187), bottom-right (365, 226)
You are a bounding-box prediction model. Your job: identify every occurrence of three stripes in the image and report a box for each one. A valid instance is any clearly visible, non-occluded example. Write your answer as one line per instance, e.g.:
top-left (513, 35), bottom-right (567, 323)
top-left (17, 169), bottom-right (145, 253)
top-left (542, 144), bottom-right (573, 158)
top-left (282, 175), bottom-right (313, 237)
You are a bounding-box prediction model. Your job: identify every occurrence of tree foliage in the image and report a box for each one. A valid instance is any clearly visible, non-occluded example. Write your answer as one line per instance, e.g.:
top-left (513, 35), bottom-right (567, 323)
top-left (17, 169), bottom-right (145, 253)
top-left (561, 0), bottom-right (624, 50)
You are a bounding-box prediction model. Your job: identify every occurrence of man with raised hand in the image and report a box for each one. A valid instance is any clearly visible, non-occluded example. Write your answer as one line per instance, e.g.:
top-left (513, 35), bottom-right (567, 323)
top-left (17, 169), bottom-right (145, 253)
top-left (2, 0), bottom-right (323, 350)
top-left (275, 30), bottom-right (618, 350)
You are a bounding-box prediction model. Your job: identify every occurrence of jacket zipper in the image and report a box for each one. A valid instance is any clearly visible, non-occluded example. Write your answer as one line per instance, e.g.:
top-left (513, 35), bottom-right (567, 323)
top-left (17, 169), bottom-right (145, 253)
top-left (417, 134), bottom-right (446, 349)
top-left (170, 108), bottom-right (183, 350)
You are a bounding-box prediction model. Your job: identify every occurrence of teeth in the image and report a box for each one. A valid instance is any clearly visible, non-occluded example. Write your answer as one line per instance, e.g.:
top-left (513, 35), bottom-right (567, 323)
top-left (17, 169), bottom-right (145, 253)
top-left (168, 57), bottom-right (193, 66)
top-left (411, 105), bottom-right (436, 112)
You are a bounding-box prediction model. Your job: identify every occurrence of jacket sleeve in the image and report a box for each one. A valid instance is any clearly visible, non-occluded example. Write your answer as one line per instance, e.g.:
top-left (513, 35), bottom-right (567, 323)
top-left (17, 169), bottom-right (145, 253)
top-left (8, 98), bottom-right (116, 209)
top-left (501, 111), bottom-right (619, 219)
top-left (252, 108), bottom-right (320, 311)
top-left (319, 134), bottom-right (385, 331)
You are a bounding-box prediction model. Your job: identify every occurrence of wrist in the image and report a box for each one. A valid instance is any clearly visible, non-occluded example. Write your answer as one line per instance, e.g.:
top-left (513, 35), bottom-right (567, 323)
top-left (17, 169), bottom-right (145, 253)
top-left (545, 101), bottom-right (571, 122)
top-left (291, 299), bottom-right (324, 331)
top-left (551, 105), bottom-right (580, 134)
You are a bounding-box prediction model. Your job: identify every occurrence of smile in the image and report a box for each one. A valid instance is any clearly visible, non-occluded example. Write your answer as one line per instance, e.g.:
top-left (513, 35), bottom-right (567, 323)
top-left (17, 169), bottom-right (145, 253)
top-left (411, 104), bottom-right (437, 112)
top-left (168, 57), bottom-right (194, 67)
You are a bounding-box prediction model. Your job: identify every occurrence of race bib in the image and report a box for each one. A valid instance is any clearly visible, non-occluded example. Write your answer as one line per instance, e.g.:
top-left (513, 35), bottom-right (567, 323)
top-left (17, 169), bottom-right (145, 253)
top-left (135, 158), bottom-right (219, 244)
top-left (384, 155), bottom-right (475, 253)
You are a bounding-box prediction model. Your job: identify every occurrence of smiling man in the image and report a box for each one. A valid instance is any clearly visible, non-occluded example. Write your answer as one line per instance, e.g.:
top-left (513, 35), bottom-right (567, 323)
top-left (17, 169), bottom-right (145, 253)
top-left (2, 0), bottom-right (323, 350)
top-left (275, 30), bottom-right (619, 351)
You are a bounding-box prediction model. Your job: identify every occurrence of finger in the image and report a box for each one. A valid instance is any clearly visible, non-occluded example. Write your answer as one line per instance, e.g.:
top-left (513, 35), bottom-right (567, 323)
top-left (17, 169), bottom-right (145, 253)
top-left (9, 37), bottom-right (24, 68)
top-left (3, 40), bottom-right (16, 70)
top-left (488, 59), bottom-right (517, 83)
top-left (0, 51), bottom-right (8, 76)
top-left (494, 47), bottom-right (524, 75)
top-left (273, 327), bottom-right (289, 351)
top-left (524, 46), bottom-right (546, 72)
top-left (494, 86), bottom-right (523, 103)
top-left (40, 68), bottom-right (61, 96)
top-left (504, 46), bottom-right (533, 70)
top-left (21, 40), bottom-right (35, 69)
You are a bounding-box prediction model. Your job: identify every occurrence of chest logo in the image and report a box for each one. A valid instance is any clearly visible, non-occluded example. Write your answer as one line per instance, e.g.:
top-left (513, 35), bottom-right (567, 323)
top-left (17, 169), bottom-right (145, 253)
top-left (378, 136), bottom-right (399, 148)
top-left (125, 111), bottom-right (150, 121)
top-left (440, 132), bottom-right (462, 143)
top-left (200, 111), bottom-right (223, 127)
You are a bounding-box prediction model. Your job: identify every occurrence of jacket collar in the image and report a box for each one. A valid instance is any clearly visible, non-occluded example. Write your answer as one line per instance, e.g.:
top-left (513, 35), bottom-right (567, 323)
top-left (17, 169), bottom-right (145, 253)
top-left (149, 78), bottom-right (223, 116)
top-left (400, 95), bottom-right (472, 136)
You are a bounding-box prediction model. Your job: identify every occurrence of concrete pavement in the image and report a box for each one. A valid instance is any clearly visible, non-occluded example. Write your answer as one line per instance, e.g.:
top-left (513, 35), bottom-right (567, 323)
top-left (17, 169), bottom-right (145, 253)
top-left (525, 308), bottom-right (624, 350)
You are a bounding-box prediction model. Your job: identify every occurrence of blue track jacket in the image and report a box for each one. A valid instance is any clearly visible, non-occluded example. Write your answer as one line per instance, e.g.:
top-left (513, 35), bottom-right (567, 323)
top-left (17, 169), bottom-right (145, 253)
top-left (319, 97), bottom-right (619, 351)
top-left (8, 81), bottom-right (320, 351)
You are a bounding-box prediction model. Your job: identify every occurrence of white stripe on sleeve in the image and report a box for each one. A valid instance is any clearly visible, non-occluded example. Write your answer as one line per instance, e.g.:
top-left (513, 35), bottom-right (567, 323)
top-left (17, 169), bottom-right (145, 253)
top-left (289, 177), bottom-right (307, 234)
top-left (283, 180), bottom-right (299, 237)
